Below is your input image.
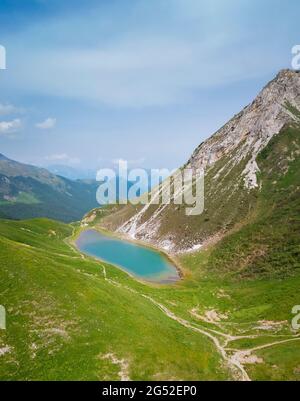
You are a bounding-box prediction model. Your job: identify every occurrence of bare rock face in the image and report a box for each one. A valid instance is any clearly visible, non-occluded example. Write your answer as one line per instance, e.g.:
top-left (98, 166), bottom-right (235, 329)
top-left (103, 70), bottom-right (300, 252)
top-left (188, 69), bottom-right (300, 188)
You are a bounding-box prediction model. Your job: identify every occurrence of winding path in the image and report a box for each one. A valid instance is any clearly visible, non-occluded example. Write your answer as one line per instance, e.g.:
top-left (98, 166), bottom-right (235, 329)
top-left (100, 264), bottom-right (250, 380)
top-left (99, 263), bottom-right (300, 381)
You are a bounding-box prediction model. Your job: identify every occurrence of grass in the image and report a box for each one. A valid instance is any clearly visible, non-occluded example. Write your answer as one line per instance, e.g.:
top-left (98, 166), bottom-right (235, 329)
top-left (0, 219), bottom-right (229, 381)
top-left (1, 214), bottom-right (299, 380)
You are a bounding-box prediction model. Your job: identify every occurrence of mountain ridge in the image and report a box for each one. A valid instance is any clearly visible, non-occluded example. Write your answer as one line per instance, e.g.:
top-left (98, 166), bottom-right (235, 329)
top-left (0, 154), bottom-right (99, 222)
top-left (187, 69), bottom-right (300, 188)
top-left (85, 69), bottom-right (300, 253)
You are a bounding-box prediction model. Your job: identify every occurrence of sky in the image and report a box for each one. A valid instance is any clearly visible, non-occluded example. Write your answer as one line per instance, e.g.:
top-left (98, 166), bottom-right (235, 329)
top-left (0, 0), bottom-right (299, 177)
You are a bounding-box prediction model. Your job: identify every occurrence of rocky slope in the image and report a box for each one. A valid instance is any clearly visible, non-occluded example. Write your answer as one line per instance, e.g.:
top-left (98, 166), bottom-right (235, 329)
top-left (89, 69), bottom-right (300, 253)
top-left (187, 69), bottom-right (300, 188)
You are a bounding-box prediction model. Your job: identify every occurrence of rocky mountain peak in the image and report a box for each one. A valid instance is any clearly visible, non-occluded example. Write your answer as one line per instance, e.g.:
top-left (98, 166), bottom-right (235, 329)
top-left (188, 69), bottom-right (300, 188)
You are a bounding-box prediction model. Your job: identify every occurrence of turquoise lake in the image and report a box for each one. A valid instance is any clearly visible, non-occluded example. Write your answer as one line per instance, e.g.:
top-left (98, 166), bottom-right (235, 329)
top-left (76, 229), bottom-right (180, 284)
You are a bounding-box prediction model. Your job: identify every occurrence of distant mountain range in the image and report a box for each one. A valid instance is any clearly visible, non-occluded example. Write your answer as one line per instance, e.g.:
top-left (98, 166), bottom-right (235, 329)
top-left (0, 154), bottom-right (99, 222)
top-left (47, 164), bottom-right (97, 180)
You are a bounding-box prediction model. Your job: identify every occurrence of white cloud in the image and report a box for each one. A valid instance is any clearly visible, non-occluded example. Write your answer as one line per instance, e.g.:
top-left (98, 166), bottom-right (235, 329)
top-left (0, 103), bottom-right (24, 116)
top-left (8, 38), bottom-right (281, 108)
top-left (1, 0), bottom-right (291, 108)
top-left (36, 117), bottom-right (56, 130)
top-left (45, 153), bottom-right (80, 165)
top-left (2, 0), bottom-right (285, 108)
top-left (0, 119), bottom-right (22, 135)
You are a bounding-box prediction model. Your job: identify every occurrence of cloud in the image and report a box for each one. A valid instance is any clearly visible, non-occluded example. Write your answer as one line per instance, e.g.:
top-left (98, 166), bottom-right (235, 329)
top-left (35, 117), bottom-right (56, 129)
top-left (2, 0), bottom-right (290, 108)
top-left (0, 119), bottom-right (22, 135)
top-left (0, 103), bottom-right (24, 116)
top-left (45, 153), bottom-right (80, 165)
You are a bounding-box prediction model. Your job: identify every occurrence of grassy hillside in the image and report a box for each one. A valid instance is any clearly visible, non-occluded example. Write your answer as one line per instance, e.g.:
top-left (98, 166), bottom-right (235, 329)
top-left (0, 219), bottom-right (230, 380)
top-left (1, 216), bottom-right (300, 380)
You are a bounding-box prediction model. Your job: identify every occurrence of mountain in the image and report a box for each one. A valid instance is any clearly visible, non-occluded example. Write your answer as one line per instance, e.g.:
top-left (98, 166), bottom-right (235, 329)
top-left (47, 164), bottom-right (97, 180)
top-left (85, 69), bottom-right (300, 261)
top-left (0, 154), bottom-right (99, 222)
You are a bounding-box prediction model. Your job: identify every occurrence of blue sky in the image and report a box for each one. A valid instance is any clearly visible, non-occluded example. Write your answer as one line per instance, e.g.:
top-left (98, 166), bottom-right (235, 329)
top-left (0, 0), bottom-right (299, 175)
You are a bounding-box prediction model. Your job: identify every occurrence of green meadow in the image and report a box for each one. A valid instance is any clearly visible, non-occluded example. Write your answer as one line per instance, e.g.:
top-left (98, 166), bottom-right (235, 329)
top-left (0, 215), bottom-right (299, 380)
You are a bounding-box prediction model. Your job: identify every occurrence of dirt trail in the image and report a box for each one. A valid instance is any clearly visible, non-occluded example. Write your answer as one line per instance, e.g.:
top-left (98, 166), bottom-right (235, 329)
top-left (227, 336), bottom-right (300, 354)
top-left (99, 264), bottom-right (300, 381)
top-left (100, 264), bottom-right (249, 381)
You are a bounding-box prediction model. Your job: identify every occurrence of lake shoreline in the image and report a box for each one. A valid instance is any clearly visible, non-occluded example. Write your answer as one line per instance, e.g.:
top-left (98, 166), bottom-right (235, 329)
top-left (93, 225), bottom-right (184, 281)
top-left (71, 224), bottom-right (184, 284)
